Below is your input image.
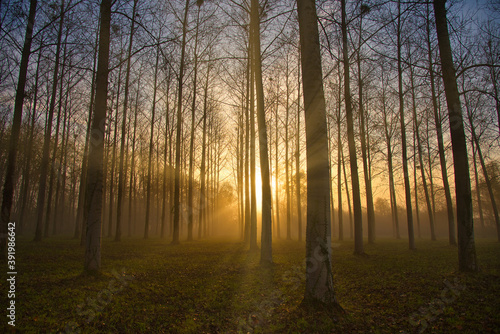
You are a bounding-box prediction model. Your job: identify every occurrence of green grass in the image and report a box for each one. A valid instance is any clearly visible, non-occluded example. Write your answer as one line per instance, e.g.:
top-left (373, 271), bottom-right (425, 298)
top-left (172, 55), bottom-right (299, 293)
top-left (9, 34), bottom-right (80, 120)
top-left (1, 236), bottom-right (499, 333)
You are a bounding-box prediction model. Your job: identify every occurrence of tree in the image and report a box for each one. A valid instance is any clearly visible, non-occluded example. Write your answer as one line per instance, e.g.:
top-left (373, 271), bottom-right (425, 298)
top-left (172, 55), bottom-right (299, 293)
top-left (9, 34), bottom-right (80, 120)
top-left (84, 0), bottom-right (112, 273)
top-left (34, 0), bottom-right (66, 242)
top-left (250, 0), bottom-right (272, 265)
top-left (397, 0), bottom-right (415, 250)
top-left (297, 0), bottom-right (341, 309)
top-left (341, 0), bottom-right (364, 255)
top-left (433, 0), bottom-right (477, 272)
top-left (1, 0), bottom-right (37, 255)
top-left (115, 0), bottom-right (138, 242)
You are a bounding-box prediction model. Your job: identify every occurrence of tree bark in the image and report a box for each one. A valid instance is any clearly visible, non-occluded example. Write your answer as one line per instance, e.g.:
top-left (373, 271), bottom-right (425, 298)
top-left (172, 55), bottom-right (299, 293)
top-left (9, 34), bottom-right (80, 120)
top-left (34, 0), bottom-right (66, 242)
top-left (341, 0), bottom-right (364, 255)
top-left (297, 0), bottom-right (340, 308)
top-left (250, 0), bottom-right (272, 265)
top-left (84, 0), bottom-right (111, 273)
top-left (433, 0), bottom-right (477, 271)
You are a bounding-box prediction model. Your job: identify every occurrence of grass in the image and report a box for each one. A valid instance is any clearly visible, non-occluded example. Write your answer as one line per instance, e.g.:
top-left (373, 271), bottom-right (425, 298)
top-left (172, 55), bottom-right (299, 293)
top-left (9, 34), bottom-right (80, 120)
top-left (1, 236), bottom-right (499, 333)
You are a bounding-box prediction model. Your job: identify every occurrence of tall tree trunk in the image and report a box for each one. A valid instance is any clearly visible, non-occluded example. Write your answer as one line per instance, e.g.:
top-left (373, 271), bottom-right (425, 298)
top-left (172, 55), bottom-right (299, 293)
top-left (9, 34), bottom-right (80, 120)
top-left (198, 63), bottom-right (210, 239)
top-left (1, 0), bottom-right (37, 253)
top-left (161, 75), bottom-right (171, 238)
top-left (144, 37), bottom-right (161, 240)
top-left (413, 119), bottom-right (421, 238)
top-left (34, 0), bottom-right (66, 242)
top-left (172, 0), bottom-right (190, 245)
top-left (127, 77), bottom-right (140, 237)
top-left (337, 63), bottom-right (343, 241)
top-left (274, 77), bottom-right (281, 239)
top-left (249, 40), bottom-right (258, 252)
top-left (297, 0), bottom-right (341, 309)
top-left (357, 12), bottom-right (375, 245)
top-left (285, 57), bottom-right (292, 241)
top-left (433, 0), bottom-right (477, 271)
top-left (115, 0), bottom-right (138, 242)
top-left (341, 0), bottom-right (364, 255)
top-left (84, 0), bottom-right (111, 273)
top-left (250, 0), bottom-right (272, 264)
top-left (296, 52), bottom-right (303, 242)
top-left (426, 3), bottom-right (456, 245)
top-left (187, 8), bottom-right (200, 242)
top-left (397, 0), bottom-right (415, 250)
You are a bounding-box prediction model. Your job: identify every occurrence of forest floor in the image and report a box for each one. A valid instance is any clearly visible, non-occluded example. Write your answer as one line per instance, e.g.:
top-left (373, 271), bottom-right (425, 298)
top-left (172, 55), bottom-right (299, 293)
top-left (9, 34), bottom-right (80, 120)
top-left (1, 235), bottom-right (499, 333)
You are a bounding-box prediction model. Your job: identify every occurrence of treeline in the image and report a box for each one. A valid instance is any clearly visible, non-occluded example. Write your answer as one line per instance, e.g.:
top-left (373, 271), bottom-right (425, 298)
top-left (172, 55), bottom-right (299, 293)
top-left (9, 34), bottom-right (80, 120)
top-left (0, 0), bottom-right (499, 257)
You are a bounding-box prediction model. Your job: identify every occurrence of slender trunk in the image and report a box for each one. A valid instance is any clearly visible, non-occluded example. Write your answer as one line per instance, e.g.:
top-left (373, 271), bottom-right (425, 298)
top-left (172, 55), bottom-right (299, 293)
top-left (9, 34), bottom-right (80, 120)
top-left (128, 78), bottom-right (140, 237)
top-left (115, 0), bottom-right (138, 242)
top-left (274, 78), bottom-right (281, 239)
top-left (145, 39), bottom-right (161, 240)
top-left (172, 0), bottom-right (190, 244)
top-left (187, 10), bottom-right (200, 242)
top-left (285, 57), bottom-right (292, 241)
top-left (296, 52), bottom-right (303, 242)
top-left (250, 0), bottom-right (272, 264)
top-left (397, 0), bottom-right (415, 250)
top-left (357, 13), bottom-right (375, 244)
top-left (198, 64), bottom-right (210, 239)
top-left (341, 0), bottom-right (363, 254)
top-left (249, 40), bottom-right (258, 252)
top-left (0, 0), bottom-right (37, 254)
top-left (34, 0), bottom-right (65, 242)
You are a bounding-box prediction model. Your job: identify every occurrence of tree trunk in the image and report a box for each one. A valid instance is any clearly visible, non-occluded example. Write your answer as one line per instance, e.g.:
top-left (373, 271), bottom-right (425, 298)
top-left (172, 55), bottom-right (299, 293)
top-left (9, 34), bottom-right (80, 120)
top-left (341, 0), bottom-right (364, 255)
top-left (397, 0), bottom-right (415, 250)
top-left (34, 0), bottom-right (66, 242)
top-left (173, 0), bottom-right (190, 245)
top-left (250, 0), bottom-right (272, 264)
top-left (0, 0), bottom-right (37, 253)
top-left (144, 39), bottom-right (160, 240)
top-left (115, 0), bottom-right (138, 242)
top-left (187, 9), bottom-right (200, 242)
top-left (426, 3), bottom-right (456, 245)
top-left (433, 0), bottom-right (477, 271)
top-left (357, 12), bottom-right (375, 245)
top-left (84, 0), bottom-right (111, 273)
top-left (296, 52), bottom-right (303, 242)
top-left (297, 0), bottom-right (340, 309)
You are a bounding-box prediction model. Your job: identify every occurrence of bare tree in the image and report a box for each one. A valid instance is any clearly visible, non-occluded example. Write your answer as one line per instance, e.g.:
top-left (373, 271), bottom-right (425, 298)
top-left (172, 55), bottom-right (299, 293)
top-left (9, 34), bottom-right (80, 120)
top-left (433, 0), bottom-right (477, 272)
top-left (84, 0), bottom-right (111, 272)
